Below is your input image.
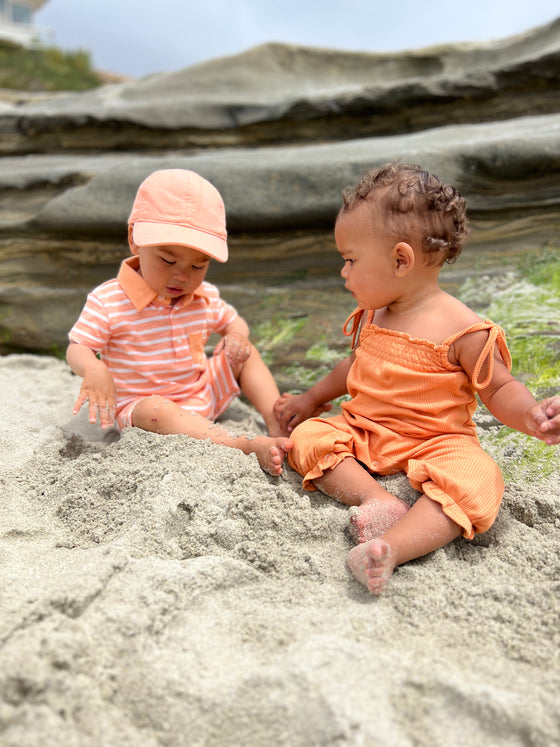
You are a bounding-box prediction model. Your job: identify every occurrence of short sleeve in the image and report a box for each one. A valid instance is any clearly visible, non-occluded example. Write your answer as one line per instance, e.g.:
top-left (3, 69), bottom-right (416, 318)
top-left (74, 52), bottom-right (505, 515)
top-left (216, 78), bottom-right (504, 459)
top-left (68, 292), bottom-right (112, 353)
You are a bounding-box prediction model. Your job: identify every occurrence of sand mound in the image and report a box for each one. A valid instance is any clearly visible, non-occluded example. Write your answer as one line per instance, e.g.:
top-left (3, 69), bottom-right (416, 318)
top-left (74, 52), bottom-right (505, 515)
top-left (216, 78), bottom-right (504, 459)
top-left (1, 354), bottom-right (558, 746)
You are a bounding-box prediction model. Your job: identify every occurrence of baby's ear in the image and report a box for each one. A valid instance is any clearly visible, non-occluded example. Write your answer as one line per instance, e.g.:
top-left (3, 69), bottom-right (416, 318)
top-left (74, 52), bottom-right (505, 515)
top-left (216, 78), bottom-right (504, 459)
top-left (128, 225), bottom-right (139, 255)
top-left (393, 242), bottom-right (415, 276)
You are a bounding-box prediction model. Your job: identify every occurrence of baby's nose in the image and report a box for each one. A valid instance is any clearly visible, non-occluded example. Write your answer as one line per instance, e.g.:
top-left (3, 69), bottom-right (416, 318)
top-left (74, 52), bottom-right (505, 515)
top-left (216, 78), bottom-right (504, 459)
top-left (174, 266), bottom-right (190, 280)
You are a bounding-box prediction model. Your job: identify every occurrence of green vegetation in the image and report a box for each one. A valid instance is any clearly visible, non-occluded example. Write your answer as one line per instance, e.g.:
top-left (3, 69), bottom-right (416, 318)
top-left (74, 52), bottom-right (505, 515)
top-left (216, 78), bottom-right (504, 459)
top-left (252, 316), bottom-right (307, 366)
top-left (0, 41), bottom-right (102, 91)
top-left (281, 342), bottom-right (349, 393)
top-left (480, 425), bottom-right (559, 482)
top-left (518, 247), bottom-right (560, 293)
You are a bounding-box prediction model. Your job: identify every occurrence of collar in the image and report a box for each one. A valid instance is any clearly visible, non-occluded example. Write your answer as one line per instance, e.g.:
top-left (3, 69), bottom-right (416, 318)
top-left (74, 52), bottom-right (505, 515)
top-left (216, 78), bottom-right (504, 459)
top-left (117, 256), bottom-right (211, 311)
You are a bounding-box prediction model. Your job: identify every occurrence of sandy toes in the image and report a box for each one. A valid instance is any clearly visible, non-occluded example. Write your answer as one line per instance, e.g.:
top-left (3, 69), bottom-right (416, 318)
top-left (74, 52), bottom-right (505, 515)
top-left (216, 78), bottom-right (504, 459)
top-left (252, 436), bottom-right (293, 476)
top-left (347, 539), bottom-right (397, 594)
top-left (349, 498), bottom-right (409, 543)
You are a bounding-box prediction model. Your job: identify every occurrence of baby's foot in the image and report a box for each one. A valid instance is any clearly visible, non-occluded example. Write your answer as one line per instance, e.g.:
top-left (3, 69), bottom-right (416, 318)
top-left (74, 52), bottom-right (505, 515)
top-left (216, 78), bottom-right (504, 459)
top-left (347, 539), bottom-right (397, 594)
top-left (252, 436), bottom-right (293, 476)
top-left (349, 498), bottom-right (408, 543)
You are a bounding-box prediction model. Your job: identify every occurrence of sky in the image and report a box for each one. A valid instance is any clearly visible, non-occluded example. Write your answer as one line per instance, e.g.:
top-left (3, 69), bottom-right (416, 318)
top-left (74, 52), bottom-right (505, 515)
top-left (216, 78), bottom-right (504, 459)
top-left (36, 0), bottom-right (559, 79)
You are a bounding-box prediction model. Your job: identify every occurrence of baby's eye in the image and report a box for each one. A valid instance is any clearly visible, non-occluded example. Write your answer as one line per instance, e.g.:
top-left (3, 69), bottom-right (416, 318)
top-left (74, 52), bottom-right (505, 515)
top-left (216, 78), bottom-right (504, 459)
top-left (161, 257), bottom-right (175, 265)
top-left (192, 264), bottom-right (205, 271)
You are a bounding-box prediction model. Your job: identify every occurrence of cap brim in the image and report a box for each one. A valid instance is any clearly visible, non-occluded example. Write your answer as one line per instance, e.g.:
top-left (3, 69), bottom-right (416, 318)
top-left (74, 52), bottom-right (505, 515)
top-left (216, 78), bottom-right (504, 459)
top-left (132, 222), bottom-right (228, 262)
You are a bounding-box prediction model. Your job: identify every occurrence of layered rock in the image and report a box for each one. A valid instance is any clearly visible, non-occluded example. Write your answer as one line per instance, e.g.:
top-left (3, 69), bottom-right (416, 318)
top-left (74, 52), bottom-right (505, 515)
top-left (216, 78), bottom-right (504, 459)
top-left (2, 18), bottom-right (559, 153)
top-left (0, 18), bottom-right (559, 353)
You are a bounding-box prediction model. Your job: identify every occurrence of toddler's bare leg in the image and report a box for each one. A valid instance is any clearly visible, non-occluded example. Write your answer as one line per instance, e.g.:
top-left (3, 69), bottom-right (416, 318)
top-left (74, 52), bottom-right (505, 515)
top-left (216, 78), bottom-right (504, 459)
top-left (347, 495), bottom-right (462, 594)
top-left (313, 457), bottom-right (409, 540)
top-left (132, 396), bottom-right (292, 475)
top-left (234, 345), bottom-right (283, 436)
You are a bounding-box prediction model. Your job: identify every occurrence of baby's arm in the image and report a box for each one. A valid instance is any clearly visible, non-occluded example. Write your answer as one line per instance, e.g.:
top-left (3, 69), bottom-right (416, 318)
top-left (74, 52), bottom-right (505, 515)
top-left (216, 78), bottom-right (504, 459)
top-left (275, 354), bottom-right (354, 432)
top-left (66, 342), bottom-right (117, 429)
top-left (455, 331), bottom-right (560, 444)
top-left (481, 377), bottom-right (559, 442)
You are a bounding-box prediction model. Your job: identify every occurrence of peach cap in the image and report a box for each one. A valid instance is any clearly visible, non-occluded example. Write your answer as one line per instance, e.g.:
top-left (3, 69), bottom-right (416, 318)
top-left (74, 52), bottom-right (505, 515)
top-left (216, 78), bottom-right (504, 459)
top-left (129, 169), bottom-right (228, 262)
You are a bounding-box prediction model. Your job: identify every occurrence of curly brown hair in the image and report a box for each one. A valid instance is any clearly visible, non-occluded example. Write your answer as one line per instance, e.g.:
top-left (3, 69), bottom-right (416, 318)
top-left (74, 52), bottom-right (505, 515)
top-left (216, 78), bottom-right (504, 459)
top-left (340, 163), bottom-right (468, 266)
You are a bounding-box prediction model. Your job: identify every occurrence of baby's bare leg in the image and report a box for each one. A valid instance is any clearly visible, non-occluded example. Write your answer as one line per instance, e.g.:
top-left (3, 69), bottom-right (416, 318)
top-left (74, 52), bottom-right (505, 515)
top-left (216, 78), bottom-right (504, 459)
top-left (132, 396), bottom-right (292, 475)
top-left (313, 457), bottom-right (409, 540)
top-left (347, 495), bottom-right (462, 594)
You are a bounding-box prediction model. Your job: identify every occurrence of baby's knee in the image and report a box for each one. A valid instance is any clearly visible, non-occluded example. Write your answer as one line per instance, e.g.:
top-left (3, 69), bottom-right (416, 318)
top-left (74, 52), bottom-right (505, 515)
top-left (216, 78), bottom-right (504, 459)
top-left (410, 447), bottom-right (505, 536)
top-left (288, 418), bottom-right (352, 476)
top-left (289, 419), bottom-right (318, 452)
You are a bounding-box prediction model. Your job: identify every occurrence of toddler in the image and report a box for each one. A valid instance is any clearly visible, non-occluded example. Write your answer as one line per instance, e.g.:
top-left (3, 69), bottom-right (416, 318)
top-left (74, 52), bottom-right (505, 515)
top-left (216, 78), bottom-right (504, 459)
top-left (68, 169), bottom-right (292, 474)
top-left (275, 162), bottom-right (560, 592)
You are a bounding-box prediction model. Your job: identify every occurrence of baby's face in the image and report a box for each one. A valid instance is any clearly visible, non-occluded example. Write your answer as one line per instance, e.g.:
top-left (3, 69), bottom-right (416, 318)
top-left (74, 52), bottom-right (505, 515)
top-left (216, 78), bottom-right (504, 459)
top-left (335, 207), bottom-right (398, 310)
top-left (135, 243), bottom-right (210, 300)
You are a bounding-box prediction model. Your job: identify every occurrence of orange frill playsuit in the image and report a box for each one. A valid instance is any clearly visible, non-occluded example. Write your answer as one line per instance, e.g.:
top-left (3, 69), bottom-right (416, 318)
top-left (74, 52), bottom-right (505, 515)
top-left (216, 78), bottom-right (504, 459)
top-left (288, 309), bottom-right (513, 539)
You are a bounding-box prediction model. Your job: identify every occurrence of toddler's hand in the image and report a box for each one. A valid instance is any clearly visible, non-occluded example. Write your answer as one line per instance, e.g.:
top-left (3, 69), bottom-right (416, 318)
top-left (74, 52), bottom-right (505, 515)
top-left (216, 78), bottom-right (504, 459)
top-left (528, 396), bottom-right (560, 445)
top-left (214, 333), bottom-right (251, 368)
top-left (73, 361), bottom-right (117, 429)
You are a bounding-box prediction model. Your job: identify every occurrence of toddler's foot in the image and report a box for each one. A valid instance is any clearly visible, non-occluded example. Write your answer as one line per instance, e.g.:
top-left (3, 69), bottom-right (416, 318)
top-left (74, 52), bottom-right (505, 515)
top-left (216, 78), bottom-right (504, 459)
top-left (251, 436), bottom-right (293, 476)
top-left (349, 498), bottom-right (408, 543)
top-left (347, 539), bottom-right (397, 594)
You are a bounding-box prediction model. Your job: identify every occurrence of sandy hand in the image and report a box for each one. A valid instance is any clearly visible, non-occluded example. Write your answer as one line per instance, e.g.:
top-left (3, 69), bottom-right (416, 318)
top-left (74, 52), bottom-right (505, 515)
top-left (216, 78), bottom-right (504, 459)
top-left (73, 365), bottom-right (117, 429)
top-left (214, 333), bottom-right (251, 368)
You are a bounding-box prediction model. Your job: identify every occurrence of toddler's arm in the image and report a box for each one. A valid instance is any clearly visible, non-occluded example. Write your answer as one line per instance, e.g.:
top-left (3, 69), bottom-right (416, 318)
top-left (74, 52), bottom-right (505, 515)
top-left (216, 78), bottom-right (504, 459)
top-left (275, 354), bottom-right (354, 432)
top-left (66, 342), bottom-right (117, 429)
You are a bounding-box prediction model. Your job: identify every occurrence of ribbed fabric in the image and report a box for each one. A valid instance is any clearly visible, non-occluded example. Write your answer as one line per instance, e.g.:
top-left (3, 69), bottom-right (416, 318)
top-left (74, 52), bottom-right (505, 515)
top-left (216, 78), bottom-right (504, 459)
top-left (288, 312), bottom-right (511, 538)
top-left (68, 257), bottom-right (240, 428)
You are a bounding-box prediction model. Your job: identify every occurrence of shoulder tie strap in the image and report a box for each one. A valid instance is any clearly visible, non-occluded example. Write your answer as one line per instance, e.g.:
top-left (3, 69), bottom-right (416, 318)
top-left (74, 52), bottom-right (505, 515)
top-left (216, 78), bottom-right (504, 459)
top-left (461, 321), bottom-right (512, 390)
top-left (343, 308), bottom-right (366, 349)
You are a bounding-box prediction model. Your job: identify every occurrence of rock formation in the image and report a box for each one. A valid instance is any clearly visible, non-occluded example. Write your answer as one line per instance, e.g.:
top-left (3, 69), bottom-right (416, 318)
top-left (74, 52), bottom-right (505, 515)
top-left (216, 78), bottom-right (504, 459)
top-left (0, 18), bottom-right (559, 354)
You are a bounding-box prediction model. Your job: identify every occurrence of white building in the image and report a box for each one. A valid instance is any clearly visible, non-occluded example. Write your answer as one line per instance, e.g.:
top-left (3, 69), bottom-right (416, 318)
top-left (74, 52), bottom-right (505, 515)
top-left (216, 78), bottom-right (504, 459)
top-left (0, 0), bottom-right (52, 48)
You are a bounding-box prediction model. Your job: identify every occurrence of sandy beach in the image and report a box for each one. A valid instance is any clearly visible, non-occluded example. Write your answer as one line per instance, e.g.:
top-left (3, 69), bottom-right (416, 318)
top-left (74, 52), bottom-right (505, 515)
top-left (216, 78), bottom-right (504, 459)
top-left (1, 353), bottom-right (559, 746)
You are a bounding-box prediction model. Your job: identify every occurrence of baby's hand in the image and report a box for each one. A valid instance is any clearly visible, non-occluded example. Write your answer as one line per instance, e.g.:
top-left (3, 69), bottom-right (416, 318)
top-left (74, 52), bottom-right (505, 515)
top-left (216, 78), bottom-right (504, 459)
top-left (214, 333), bottom-right (251, 368)
top-left (73, 362), bottom-right (117, 429)
top-left (274, 392), bottom-right (332, 433)
top-left (528, 396), bottom-right (560, 445)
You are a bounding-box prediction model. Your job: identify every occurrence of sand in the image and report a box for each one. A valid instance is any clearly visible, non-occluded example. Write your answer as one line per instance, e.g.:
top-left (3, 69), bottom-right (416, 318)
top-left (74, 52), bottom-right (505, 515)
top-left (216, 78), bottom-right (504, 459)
top-left (1, 353), bottom-right (559, 746)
